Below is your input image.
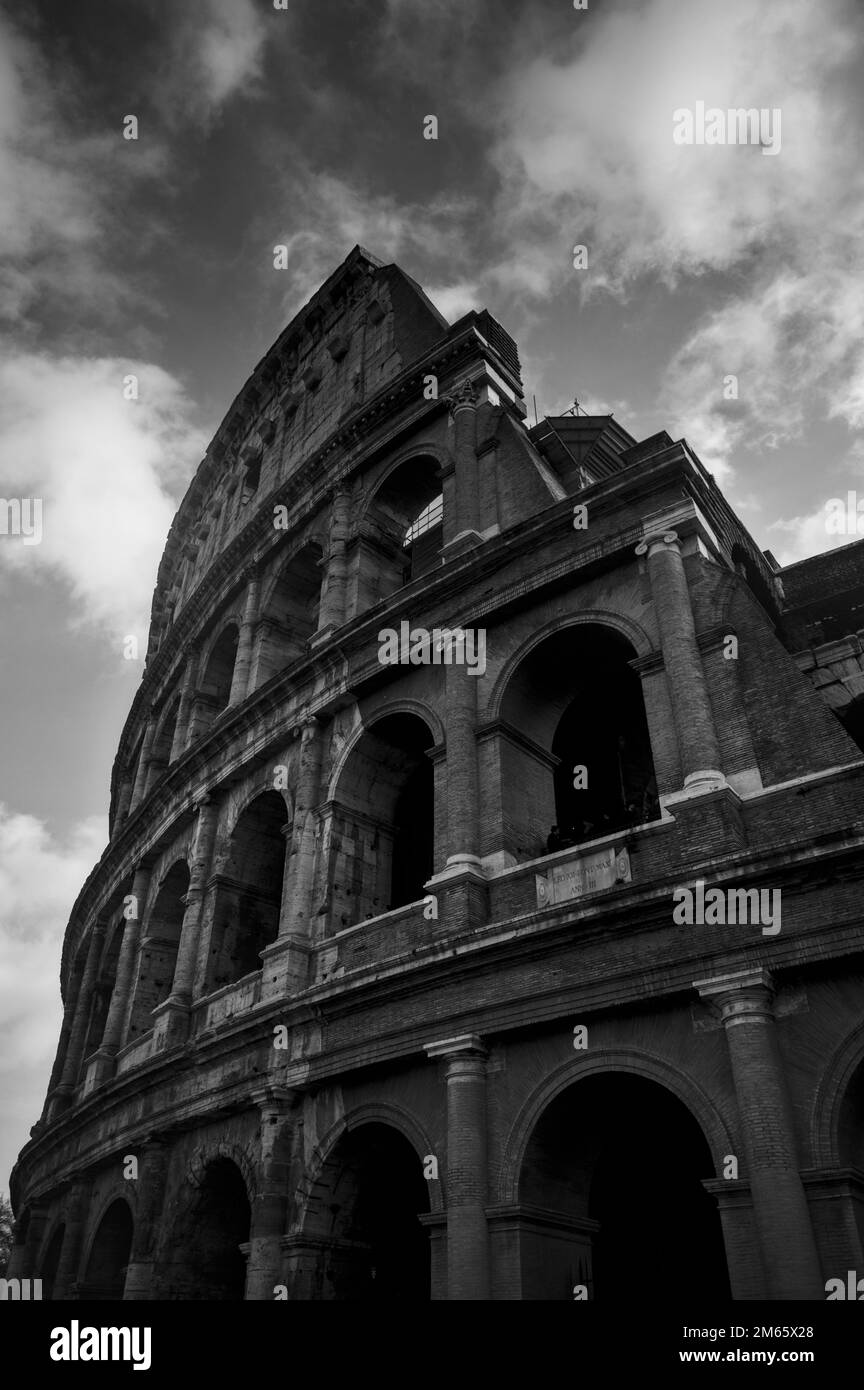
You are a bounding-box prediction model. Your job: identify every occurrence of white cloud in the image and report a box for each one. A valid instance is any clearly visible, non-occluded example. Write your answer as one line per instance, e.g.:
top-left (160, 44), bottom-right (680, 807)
top-left (0, 354), bottom-right (206, 647)
top-left (0, 807), bottom-right (106, 1188)
top-left (482, 0), bottom-right (864, 489)
top-left (425, 281), bottom-right (479, 322)
top-left (159, 0), bottom-right (269, 128)
top-left (0, 12), bottom-right (166, 325)
top-left (271, 170), bottom-right (474, 318)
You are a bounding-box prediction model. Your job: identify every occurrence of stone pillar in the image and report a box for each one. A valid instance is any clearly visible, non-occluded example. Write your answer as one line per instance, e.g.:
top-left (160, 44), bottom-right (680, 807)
top-left (114, 774), bottom-right (134, 832)
top-left (5, 1204), bottom-right (49, 1281)
top-left (442, 380), bottom-right (482, 549)
top-left (52, 1175), bottom-right (92, 1300)
top-left (425, 1034), bottom-right (490, 1300)
top-left (53, 922), bottom-right (106, 1107)
top-left (87, 865), bottom-right (152, 1085)
top-left (152, 794), bottom-right (219, 1046)
top-left (42, 949), bottom-right (87, 1119)
top-left (635, 531), bottom-right (723, 791)
top-left (229, 573), bottom-right (261, 706)
top-left (245, 1089), bottom-right (300, 1299)
top-left (123, 1138), bottom-right (170, 1300)
top-left (262, 719), bottom-right (323, 998)
top-left (170, 651), bottom-right (199, 762)
top-left (316, 491), bottom-right (351, 638)
top-left (444, 663), bottom-right (480, 865)
top-left (694, 969), bottom-right (824, 1299)
top-left (128, 715), bottom-right (157, 815)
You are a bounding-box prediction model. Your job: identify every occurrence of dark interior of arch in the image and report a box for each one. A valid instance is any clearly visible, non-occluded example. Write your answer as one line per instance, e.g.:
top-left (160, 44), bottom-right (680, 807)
top-left (201, 624), bottom-right (239, 715)
top-left (519, 1072), bottom-right (730, 1301)
top-left (314, 1122), bottom-right (431, 1301)
top-left (262, 543), bottom-right (324, 668)
top-left (501, 624), bottom-right (658, 858)
top-left (83, 916), bottom-right (124, 1061)
top-left (39, 1223), bottom-right (65, 1300)
top-left (82, 1199), bottom-right (134, 1300)
top-left (838, 695), bottom-right (864, 755)
top-left (128, 860), bottom-right (191, 1038)
top-left (148, 700), bottom-right (180, 779)
top-left (165, 1158), bottom-right (251, 1300)
top-left (367, 457), bottom-right (443, 595)
top-left (207, 791), bottom-right (288, 989)
top-left (330, 712), bottom-right (435, 927)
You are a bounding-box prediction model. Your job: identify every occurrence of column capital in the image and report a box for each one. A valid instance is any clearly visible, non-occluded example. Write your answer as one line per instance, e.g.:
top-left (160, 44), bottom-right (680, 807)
top-left (250, 1084), bottom-right (303, 1113)
top-left (424, 1033), bottom-right (487, 1062)
top-left (443, 378), bottom-right (480, 415)
top-left (693, 968), bottom-right (775, 1025)
top-left (635, 529), bottom-right (680, 558)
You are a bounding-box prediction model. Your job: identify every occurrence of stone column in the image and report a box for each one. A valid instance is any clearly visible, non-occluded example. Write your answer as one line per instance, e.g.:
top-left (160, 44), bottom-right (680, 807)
top-left (52, 1175), bottom-right (92, 1300)
top-left (635, 531), bottom-right (723, 791)
top-left (87, 865), bottom-right (152, 1085)
top-left (316, 491), bottom-right (351, 638)
top-left (425, 1034), bottom-right (490, 1300)
top-left (262, 719), bottom-right (323, 998)
top-left (42, 949), bottom-right (86, 1119)
top-left (53, 922), bottom-right (106, 1106)
top-left (123, 1137), bottom-right (170, 1300)
top-left (245, 1089), bottom-right (300, 1299)
top-left (128, 715), bottom-right (157, 815)
top-left (444, 663), bottom-right (480, 866)
top-left (694, 969), bottom-right (824, 1299)
top-left (444, 380), bottom-right (482, 546)
top-left (229, 572), bottom-right (261, 706)
top-left (5, 1204), bottom-right (49, 1281)
top-left (152, 794), bottom-right (219, 1046)
top-left (169, 651), bottom-right (199, 762)
top-left (114, 774), bottom-right (134, 832)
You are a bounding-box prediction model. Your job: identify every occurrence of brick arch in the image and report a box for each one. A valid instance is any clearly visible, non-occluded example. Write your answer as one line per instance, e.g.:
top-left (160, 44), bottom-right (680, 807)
top-left (486, 610), bottom-right (654, 725)
top-left (259, 531), bottom-right (327, 613)
top-left (498, 1048), bottom-right (735, 1205)
top-left (327, 701), bottom-right (444, 801)
top-left (295, 1100), bottom-right (444, 1226)
top-left (224, 779), bottom-right (295, 842)
top-left (197, 612), bottom-right (243, 673)
top-left (358, 444), bottom-right (449, 523)
top-left (186, 1141), bottom-right (257, 1201)
top-left (811, 1019), bottom-right (864, 1168)
top-left (79, 1187), bottom-right (136, 1275)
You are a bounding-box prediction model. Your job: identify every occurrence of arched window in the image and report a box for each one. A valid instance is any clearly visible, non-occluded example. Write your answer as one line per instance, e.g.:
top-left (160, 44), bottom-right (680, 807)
top-left (128, 860), bottom-right (190, 1040)
top-left (328, 712), bottom-right (435, 927)
top-left (255, 543), bottom-right (323, 682)
top-left (358, 458), bottom-right (443, 607)
top-left (207, 791), bottom-right (289, 990)
top-left (499, 624), bottom-right (658, 860)
top-left (200, 624), bottom-right (239, 717)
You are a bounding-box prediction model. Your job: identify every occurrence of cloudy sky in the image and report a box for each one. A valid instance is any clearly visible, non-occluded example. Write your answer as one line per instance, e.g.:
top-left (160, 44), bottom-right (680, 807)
top-left (2, 0), bottom-right (863, 1191)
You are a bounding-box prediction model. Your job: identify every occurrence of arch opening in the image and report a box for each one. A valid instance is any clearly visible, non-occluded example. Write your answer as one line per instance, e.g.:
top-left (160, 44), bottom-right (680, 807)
top-left (128, 860), bottom-right (190, 1039)
top-left (199, 624), bottom-right (239, 720)
top-left (837, 1054), bottom-right (864, 1253)
top-left (360, 458), bottom-right (442, 606)
top-left (518, 1072), bottom-right (730, 1301)
top-left (207, 791), bottom-right (288, 990)
top-left (81, 1200), bottom-right (133, 1301)
top-left (328, 712), bottom-right (435, 929)
top-left (82, 917), bottom-right (124, 1064)
top-left (254, 542), bottom-right (324, 684)
top-left (164, 1158), bottom-right (251, 1300)
top-left (39, 1223), bottom-right (65, 1301)
top-left (300, 1122), bottom-right (430, 1301)
top-left (500, 624), bottom-right (658, 860)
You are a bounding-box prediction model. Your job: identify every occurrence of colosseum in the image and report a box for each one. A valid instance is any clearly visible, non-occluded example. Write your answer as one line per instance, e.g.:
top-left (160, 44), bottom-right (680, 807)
top-left (9, 245), bottom-right (864, 1301)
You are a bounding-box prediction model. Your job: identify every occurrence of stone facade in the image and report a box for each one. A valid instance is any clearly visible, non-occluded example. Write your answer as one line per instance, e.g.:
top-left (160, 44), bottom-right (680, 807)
top-left (9, 246), bottom-right (864, 1301)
